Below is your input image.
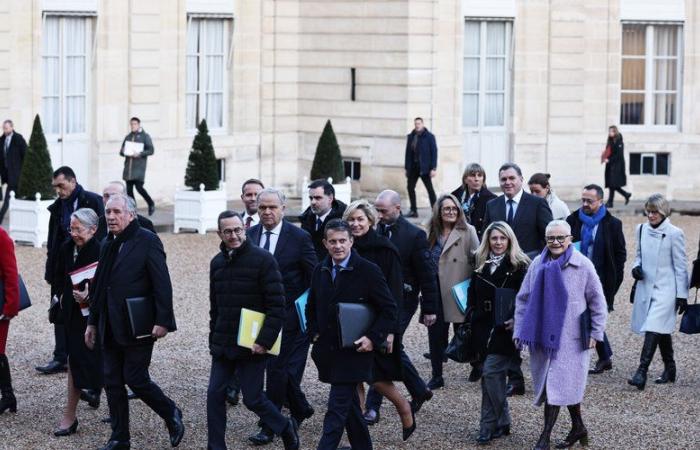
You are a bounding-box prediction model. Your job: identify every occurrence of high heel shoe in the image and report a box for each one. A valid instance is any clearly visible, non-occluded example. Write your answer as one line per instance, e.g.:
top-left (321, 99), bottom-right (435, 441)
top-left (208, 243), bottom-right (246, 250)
top-left (402, 409), bottom-right (416, 441)
top-left (555, 429), bottom-right (588, 448)
top-left (54, 418), bottom-right (79, 437)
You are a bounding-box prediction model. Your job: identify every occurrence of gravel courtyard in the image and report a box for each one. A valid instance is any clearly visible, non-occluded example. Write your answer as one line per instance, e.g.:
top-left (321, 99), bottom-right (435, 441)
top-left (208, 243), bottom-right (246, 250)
top-left (0, 215), bottom-right (698, 450)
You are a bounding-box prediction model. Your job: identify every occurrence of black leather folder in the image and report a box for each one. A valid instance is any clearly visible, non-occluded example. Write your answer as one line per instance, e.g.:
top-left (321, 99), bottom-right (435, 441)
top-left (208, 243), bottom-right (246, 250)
top-left (125, 297), bottom-right (155, 339)
top-left (337, 302), bottom-right (376, 349)
top-left (580, 308), bottom-right (592, 351)
top-left (493, 288), bottom-right (516, 326)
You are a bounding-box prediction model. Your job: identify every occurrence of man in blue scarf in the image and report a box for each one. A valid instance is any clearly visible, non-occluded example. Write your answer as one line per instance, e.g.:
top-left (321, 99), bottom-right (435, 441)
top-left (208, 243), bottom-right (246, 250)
top-left (566, 184), bottom-right (626, 373)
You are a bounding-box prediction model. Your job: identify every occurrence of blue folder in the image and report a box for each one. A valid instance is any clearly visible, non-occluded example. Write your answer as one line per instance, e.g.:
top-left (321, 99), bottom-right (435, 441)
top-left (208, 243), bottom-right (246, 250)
top-left (572, 241), bottom-right (581, 252)
top-left (294, 289), bottom-right (310, 333)
top-left (451, 279), bottom-right (470, 314)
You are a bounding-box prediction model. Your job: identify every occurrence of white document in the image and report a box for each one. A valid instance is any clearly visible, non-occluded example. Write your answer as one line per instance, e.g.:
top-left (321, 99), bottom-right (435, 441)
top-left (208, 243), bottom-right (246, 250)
top-left (124, 141), bottom-right (144, 157)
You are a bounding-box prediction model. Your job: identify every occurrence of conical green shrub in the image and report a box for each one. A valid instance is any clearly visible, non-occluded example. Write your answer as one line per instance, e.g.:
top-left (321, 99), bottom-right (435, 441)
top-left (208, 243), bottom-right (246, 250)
top-left (184, 119), bottom-right (219, 191)
top-left (310, 120), bottom-right (344, 182)
top-left (17, 114), bottom-right (55, 200)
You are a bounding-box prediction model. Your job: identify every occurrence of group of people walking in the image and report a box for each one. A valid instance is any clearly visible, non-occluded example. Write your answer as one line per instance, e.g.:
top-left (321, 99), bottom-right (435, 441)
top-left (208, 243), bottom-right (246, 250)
top-left (0, 123), bottom-right (695, 449)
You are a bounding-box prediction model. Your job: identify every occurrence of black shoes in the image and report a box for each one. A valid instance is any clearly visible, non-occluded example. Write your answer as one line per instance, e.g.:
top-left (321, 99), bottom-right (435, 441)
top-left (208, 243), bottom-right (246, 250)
top-left (225, 385), bottom-right (240, 406)
top-left (80, 389), bottom-right (101, 409)
top-left (363, 409), bottom-right (380, 425)
top-left (293, 405), bottom-right (314, 427)
top-left (166, 406), bottom-right (185, 447)
top-left (493, 425), bottom-right (511, 438)
top-left (506, 384), bottom-right (525, 397)
top-left (655, 367), bottom-right (676, 384)
top-left (627, 368), bottom-right (648, 390)
top-left (624, 193), bottom-right (631, 205)
top-left (249, 424), bottom-right (275, 446)
top-left (35, 359), bottom-right (67, 375)
top-left (406, 210), bottom-right (418, 218)
top-left (148, 204), bottom-right (156, 216)
top-left (477, 425), bottom-right (510, 445)
top-left (402, 409), bottom-right (416, 441)
top-left (589, 359), bottom-right (612, 374)
top-left (427, 376), bottom-right (444, 390)
top-left (280, 418), bottom-right (300, 450)
top-left (468, 365), bottom-right (483, 382)
top-left (410, 388), bottom-right (433, 413)
top-left (54, 419), bottom-right (79, 437)
top-left (555, 404), bottom-right (588, 449)
top-left (98, 441), bottom-right (130, 450)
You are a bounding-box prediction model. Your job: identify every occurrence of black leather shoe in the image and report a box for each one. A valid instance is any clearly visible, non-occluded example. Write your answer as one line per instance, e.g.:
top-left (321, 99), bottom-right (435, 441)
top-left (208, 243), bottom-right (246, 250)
top-left (407, 210), bottom-right (418, 218)
top-left (225, 385), bottom-right (240, 406)
top-left (101, 416), bottom-right (112, 424)
top-left (492, 425), bottom-right (511, 438)
top-left (54, 419), bottom-right (79, 437)
top-left (476, 432), bottom-right (492, 445)
top-left (506, 384), bottom-right (525, 397)
top-left (363, 409), bottom-right (380, 425)
top-left (402, 409), bottom-right (417, 441)
top-left (624, 193), bottom-right (631, 205)
top-left (80, 389), bottom-right (101, 409)
top-left (127, 388), bottom-right (138, 400)
top-left (248, 425), bottom-right (275, 446)
top-left (148, 204), bottom-right (156, 216)
top-left (166, 407), bottom-right (184, 447)
top-left (427, 376), bottom-right (444, 390)
top-left (589, 359), bottom-right (612, 374)
top-left (98, 441), bottom-right (130, 450)
top-left (35, 360), bottom-right (67, 375)
top-left (468, 365), bottom-right (483, 382)
top-left (281, 418), bottom-right (300, 450)
top-left (410, 389), bottom-right (433, 413)
top-left (293, 406), bottom-right (314, 427)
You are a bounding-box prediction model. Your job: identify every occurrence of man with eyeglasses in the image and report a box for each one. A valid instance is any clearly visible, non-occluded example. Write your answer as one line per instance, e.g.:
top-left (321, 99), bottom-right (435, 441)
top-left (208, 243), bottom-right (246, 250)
top-left (247, 188), bottom-right (317, 446)
top-left (206, 210), bottom-right (300, 450)
top-left (566, 184), bottom-right (626, 374)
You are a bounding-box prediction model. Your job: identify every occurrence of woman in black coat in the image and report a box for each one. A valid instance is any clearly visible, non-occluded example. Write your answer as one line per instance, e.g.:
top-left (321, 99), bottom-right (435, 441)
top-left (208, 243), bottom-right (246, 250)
top-left (468, 221), bottom-right (530, 445)
top-left (343, 200), bottom-right (417, 441)
top-left (53, 208), bottom-right (103, 437)
top-left (603, 125), bottom-right (631, 207)
top-left (451, 162), bottom-right (497, 239)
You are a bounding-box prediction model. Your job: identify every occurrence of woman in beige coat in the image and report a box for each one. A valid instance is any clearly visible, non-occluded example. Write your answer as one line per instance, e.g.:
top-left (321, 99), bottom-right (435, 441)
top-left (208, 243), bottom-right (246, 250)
top-left (425, 193), bottom-right (479, 389)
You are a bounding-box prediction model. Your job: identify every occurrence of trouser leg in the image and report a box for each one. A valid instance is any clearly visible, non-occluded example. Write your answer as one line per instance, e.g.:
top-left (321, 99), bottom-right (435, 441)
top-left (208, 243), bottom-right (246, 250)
top-left (507, 354), bottom-right (524, 388)
top-left (134, 181), bottom-right (155, 208)
top-left (239, 358), bottom-right (288, 435)
top-left (428, 316), bottom-right (448, 378)
top-left (102, 344), bottom-right (130, 442)
top-left (207, 356), bottom-right (235, 450)
top-left (53, 323), bottom-right (67, 364)
top-left (122, 343), bottom-right (175, 421)
top-left (318, 384), bottom-right (371, 450)
top-left (420, 174), bottom-right (437, 207)
top-left (480, 354), bottom-right (510, 435)
top-left (126, 181), bottom-right (136, 201)
top-left (406, 169), bottom-right (420, 212)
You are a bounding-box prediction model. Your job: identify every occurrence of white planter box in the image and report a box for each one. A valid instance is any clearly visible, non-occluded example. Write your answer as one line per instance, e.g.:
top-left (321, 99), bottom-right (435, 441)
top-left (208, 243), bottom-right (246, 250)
top-left (9, 192), bottom-right (53, 248)
top-left (173, 183), bottom-right (227, 234)
top-left (301, 176), bottom-right (352, 211)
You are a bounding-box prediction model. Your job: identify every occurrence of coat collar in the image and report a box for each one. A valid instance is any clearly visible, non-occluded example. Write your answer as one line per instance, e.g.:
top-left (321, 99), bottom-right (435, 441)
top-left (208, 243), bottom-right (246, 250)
top-left (442, 226), bottom-right (463, 255)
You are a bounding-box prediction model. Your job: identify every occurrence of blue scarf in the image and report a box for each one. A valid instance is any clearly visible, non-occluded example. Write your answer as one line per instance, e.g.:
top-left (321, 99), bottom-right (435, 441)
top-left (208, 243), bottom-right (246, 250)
top-left (515, 245), bottom-right (573, 356)
top-left (578, 206), bottom-right (606, 258)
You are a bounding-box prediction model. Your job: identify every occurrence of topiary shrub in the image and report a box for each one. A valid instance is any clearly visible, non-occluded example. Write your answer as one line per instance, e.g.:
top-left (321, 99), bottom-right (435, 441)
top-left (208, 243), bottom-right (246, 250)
top-left (17, 114), bottom-right (54, 200)
top-left (310, 119), bottom-right (344, 182)
top-left (184, 119), bottom-right (219, 191)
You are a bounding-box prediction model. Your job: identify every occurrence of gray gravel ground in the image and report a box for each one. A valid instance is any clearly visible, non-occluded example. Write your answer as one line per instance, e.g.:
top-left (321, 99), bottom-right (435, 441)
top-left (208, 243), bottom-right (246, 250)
top-left (1, 215), bottom-right (699, 450)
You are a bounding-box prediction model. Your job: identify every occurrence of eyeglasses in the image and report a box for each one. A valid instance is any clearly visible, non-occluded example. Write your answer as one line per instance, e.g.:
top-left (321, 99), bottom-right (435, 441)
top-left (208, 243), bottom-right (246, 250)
top-left (221, 228), bottom-right (245, 237)
top-left (69, 226), bottom-right (87, 235)
top-left (545, 235), bottom-right (571, 244)
top-left (441, 207), bottom-right (459, 214)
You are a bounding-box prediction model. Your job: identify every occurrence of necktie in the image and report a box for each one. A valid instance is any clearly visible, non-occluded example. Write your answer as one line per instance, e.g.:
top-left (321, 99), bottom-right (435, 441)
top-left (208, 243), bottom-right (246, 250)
top-left (245, 216), bottom-right (253, 230)
top-left (3, 135), bottom-right (8, 158)
top-left (382, 224), bottom-right (392, 239)
top-left (332, 265), bottom-right (342, 282)
top-left (263, 230), bottom-right (272, 252)
top-left (316, 217), bottom-right (323, 231)
top-left (506, 199), bottom-right (515, 225)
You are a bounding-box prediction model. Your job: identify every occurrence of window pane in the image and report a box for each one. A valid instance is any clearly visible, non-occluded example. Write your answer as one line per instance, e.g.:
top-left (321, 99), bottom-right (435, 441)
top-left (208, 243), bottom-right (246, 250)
top-left (654, 26), bottom-right (678, 57)
top-left (486, 22), bottom-right (505, 55)
top-left (66, 95), bottom-right (85, 134)
top-left (42, 97), bottom-right (60, 135)
top-left (485, 58), bottom-right (504, 91)
top-left (187, 19), bottom-right (199, 54)
top-left (203, 20), bottom-right (224, 54)
top-left (656, 153), bottom-right (669, 175)
top-left (641, 155), bottom-right (654, 174)
top-left (463, 57), bottom-right (479, 91)
top-left (43, 17), bottom-right (60, 55)
top-left (654, 93), bottom-right (676, 125)
top-left (484, 94), bottom-right (504, 126)
top-left (186, 56), bottom-right (199, 92)
top-left (622, 25), bottom-right (646, 56)
top-left (654, 59), bottom-right (676, 91)
top-left (205, 93), bottom-right (223, 128)
top-left (620, 93), bottom-right (644, 124)
top-left (629, 153), bottom-right (641, 175)
top-left (464, 21), bottom-right (480, 55)
top-left (64, 18), bottom-right (86, 55)
top-left (186, 94), bottom-right (198, 129)
top-left (205, 55), bottom-right (224, 91)
top-left (463, 94), bottom-right (478, 127)
top-left (621, 58), bottom-right (645, 90)
top-left (66, 56), bottom-right (86, 95)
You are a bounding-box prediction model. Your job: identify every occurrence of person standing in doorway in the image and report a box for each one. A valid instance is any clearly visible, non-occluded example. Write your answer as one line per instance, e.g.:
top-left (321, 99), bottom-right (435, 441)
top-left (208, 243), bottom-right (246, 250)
top-left (120, 117), bottom-right (155, 216)
top-left (404, 117), bottom-right (437, 218)
top-left (0, 120), bottom-right (27, 224)
top-left (603, 125), bottom-right (631, 208)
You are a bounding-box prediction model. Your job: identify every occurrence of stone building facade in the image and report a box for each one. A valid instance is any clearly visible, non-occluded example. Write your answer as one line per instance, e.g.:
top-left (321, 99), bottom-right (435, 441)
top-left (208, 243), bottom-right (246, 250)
top-left (0, 0), bottom-right (697, 205)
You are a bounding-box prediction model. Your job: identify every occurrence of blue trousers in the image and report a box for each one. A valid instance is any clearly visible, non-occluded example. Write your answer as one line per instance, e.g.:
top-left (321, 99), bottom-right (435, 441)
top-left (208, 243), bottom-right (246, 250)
top-left (266, 325), bottom-right (312, 420)
top-left (318, 384), bottom-right (372, 450)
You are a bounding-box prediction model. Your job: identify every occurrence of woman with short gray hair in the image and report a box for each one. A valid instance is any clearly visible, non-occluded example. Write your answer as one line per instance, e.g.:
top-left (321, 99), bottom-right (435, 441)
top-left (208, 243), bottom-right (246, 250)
top-left (628, 193), bottom-right (688, 390)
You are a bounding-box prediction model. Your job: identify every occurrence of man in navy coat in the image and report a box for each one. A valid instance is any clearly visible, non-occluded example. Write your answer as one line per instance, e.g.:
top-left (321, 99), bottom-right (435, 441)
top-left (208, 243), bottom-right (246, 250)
top-left (247, 188), bottom-right (317, 445)
top-left (404, 117), bottom-right (438, 217)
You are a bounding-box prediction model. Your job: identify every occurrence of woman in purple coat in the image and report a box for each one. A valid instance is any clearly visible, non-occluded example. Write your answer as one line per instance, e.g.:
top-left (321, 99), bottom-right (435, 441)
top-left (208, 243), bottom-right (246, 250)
top-left (513, 220), bottom-right (607, 450)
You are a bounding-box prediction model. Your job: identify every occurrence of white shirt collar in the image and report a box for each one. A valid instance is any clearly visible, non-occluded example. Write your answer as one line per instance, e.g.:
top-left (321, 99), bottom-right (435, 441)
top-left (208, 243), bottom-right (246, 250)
top-left (243, 211), bottom-right (259, 221)
top-left (264, 220), bottom-right (284, 235)
top-left (506, 189), bottom-right (524, 205)
top-left (317, 210), bottom-right (331, 223)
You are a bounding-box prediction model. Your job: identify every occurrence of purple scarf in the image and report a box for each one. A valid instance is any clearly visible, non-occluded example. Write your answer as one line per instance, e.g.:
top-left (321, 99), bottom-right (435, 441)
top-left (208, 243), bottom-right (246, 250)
top-left (516, 245), bottom-right (573, 356)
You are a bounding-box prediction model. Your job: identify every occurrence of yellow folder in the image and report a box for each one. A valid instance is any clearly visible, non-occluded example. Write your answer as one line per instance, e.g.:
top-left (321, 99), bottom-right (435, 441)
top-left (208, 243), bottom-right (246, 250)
top-left (237, 308), bottom-right (282, 356)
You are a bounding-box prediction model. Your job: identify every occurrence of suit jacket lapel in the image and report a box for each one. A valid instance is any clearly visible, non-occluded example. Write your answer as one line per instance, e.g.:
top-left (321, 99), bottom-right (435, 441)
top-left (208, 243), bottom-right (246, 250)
top-left (513, 193), bottom-right (528, 227)
top-left (112, 236), bottom-right (138, 271)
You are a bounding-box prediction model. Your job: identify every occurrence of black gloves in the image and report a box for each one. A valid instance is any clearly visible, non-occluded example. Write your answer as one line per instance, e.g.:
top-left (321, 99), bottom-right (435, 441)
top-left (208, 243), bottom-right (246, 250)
top-left (676, 298), bottom-right (688, 315)
top-left (632, 266), bottom-right (644, 281)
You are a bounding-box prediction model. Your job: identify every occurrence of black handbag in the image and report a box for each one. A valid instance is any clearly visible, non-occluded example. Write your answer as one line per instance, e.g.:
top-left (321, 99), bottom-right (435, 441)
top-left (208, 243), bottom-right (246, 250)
top-left (680, 291), bottom-right (700, 335)
top-left (445, 309), bottom-right (478, 363)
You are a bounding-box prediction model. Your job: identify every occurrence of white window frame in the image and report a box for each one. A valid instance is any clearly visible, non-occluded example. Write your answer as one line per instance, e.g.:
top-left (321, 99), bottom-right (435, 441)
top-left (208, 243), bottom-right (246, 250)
top-left (41, 14), bottom-right (93, 139)
top-left (620, 22), bottom-right (683, 132)
top-left (630, 152), bottom-right (670, 176)
top-left (186, 15), bottom-right (232, 134)
top-left (462, 19), bottom-right (513, 131)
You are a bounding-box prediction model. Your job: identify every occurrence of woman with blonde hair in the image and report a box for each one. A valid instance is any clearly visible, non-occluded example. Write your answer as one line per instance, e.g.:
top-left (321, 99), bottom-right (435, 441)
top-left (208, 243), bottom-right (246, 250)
top-left (342, 200), bottom-right (417, 441)
top-left (426, 193), bottom-right (479, 389)
top-left (469, 222), bottom-right (530, 444)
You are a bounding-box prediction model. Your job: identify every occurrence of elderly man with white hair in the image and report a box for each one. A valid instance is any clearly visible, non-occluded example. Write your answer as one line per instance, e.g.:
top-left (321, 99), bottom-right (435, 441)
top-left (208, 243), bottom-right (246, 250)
top-left (97, 181), bottom-right (155, 238)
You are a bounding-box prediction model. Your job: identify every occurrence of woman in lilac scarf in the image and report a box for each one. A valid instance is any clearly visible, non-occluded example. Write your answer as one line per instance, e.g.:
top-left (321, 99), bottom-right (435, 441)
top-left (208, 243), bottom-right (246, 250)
top-left (513, 220), bottom-right (607, 450)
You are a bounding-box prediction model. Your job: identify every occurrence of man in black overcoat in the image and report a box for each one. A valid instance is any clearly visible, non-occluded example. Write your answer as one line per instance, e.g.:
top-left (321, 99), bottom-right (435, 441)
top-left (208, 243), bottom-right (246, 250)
top-left (0, 119), bottom-right (26, 223)
top-left (298, 178), bottom-right (347, 260)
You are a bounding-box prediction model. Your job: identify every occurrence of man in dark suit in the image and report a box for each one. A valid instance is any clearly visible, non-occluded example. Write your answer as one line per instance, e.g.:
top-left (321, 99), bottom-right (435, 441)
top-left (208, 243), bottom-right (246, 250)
top-left (306, 219), bottom-right (397, 450)
top-left (483, 162), bottom-right (553, 396)
top-left (247, 188), bottom-right (317, 445)
top-left (0, 120), bottom-right (27, 224)
top-left (298, 179), bottom-right (347, 260)
top-left (37, 166), bottom-right (106, 375)
top-left (241, 178), bottom-right (265, 230)
top-left (362, 190), bottom-right (438, 424)
top-left (85, 194), bottom-right (183, 450)
top-left (404, 117), bottom-right (438, 217)
top-left (97, 181), bottom-right (155, 237)
top-left (207, 210), bottom-right (300, 450)
top-left (567, 184), bottom-right (626, 374)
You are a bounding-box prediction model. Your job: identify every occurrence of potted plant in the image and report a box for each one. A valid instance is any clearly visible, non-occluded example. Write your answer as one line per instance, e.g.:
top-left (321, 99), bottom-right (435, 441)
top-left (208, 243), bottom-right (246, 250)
top-left (302, 120), bottom-right (351, 210)
top-left (9, 115), bottom-right (55, 247)
top-left (174, 119), bottom-right (226, 234)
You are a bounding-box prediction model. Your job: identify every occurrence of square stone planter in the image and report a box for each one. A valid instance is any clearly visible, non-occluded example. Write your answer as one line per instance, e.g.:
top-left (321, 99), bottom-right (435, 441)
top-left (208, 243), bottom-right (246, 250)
top-left (173, 183), bottom-right (227, 234)
top-left (301, 176), bottom-right (352, 211)
top-left (9, 191), bottom-right (53, 248)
